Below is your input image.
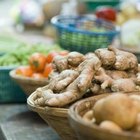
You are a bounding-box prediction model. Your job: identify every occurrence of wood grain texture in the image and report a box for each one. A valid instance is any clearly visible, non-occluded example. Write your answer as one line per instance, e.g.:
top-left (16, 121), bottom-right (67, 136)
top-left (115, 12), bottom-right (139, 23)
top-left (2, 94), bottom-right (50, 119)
top-left (0, 104), bottom-right (60, 140)
top-left (0, 121), bottom-right (60, 140)
top-left (0, 104), bottom-right (27, 123)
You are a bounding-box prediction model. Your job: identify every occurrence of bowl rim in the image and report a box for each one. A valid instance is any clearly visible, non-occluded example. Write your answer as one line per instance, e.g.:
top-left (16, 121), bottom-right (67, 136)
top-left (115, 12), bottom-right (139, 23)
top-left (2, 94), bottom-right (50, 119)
top-left (68, 92), bottom-right (140, 139)
top-left (27, 90), bottom-right (68, 117)
top-left (51, 15), bottom-right (120, 36)
top-left (9, 69), bottom-right (49, 84)
top-left (0, 66), bottom-right (17, 70)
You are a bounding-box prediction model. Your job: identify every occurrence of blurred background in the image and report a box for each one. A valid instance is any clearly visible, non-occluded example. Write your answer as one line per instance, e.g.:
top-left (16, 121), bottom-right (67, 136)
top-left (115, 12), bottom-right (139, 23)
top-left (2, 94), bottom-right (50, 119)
top-left (0, 0), bottom-right (140, 50)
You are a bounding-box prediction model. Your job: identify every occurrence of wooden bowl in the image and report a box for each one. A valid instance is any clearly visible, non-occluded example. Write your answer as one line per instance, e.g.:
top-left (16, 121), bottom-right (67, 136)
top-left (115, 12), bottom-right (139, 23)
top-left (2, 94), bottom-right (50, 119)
top-left (68, 92), bottom-right (140, 140)
top-left (27, 91), bottom-right (78, 140)
top-left (10, 69), bottom-right (49, 96)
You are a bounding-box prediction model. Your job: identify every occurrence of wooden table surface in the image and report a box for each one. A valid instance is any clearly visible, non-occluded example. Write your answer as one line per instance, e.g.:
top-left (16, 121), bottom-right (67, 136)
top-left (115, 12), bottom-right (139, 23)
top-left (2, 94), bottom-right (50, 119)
top-left (0, 104), bottom-right (61, 140)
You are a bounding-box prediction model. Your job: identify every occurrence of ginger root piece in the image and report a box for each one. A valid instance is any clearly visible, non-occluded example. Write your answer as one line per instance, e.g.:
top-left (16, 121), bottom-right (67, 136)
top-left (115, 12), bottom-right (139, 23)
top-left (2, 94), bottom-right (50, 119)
top-left (108, 46), bottom-right (138, 71)
top-left (95, 48), bottom-right (116, 68)
top-left (90, 83), bottom-right (111, 95)
top-left (94, 94), bottom-right (138, 130)
top-left (34, 55), bottom-right (101, 107)
top-left (111, 78), bottom-right (136, 92)
top-left (53, 52), bottom-right (85, 72)
top-left (48, 70), bottom-right (79, 92)
top-left (32, 70), bottom-right (79, 106)
top-left (43, 63), bottom-right (94, 107)
top-left (132, 72), bottom-right (140, 87)
top-left (85, 53), bottom-right (98, 59)
top-left (99, 120), bottom-right (122, 133)
top-left (127, 70), bottom-right (137, 79)
top-left (48, 71), bottom-right (59, 79)
top-left (78, 53), bottom-right (101, 71)
top-left (94, 68), bottom-right (113, 89)
top-left (92, 68), bottom-right (133, 93)
top-left (136, 73), bottom-right (140, 85)
top-left (67, 52), bottom-right (85, 67)
top-left (53, 55), bottom-right (68, 72)
top-left (106, 70), bottom-right (128, 80)
top-left (94, 68), bottom-right (137, 92)
top-left (90, 84), bottom-right (101, 94)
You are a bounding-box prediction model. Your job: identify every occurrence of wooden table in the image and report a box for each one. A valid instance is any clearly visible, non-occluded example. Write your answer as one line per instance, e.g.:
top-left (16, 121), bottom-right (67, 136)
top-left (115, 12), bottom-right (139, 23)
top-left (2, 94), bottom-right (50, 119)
top-left (0, 104), bottom-right (60, 140)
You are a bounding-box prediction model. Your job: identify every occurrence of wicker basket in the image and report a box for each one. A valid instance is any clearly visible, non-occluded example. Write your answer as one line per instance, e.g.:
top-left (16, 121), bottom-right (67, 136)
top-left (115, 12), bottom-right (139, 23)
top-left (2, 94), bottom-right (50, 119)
top-left (27, 91), bottom-right (78, 140)
top-left (10, 69), bottom-right (49, 96)
top-left (51, 15), bottom-right (120, 54)
top-left (68, 92), bottom-right (140, 140)
top-left (0, 66), bottom-right (26, 103)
